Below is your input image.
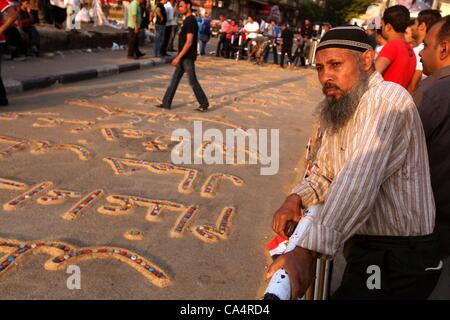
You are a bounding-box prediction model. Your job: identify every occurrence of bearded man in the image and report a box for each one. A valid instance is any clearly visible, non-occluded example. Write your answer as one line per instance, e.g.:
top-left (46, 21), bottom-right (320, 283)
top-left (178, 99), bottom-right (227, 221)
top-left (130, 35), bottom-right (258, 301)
top-left (267, 26), bottom-right (441, 300)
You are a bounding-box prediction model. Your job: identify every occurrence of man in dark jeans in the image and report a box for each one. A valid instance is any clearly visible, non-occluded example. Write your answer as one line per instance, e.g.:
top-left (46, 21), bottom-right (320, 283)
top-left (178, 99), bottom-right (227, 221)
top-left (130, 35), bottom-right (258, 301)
top-left (152, 0), bottom-right (167, 57)
top-left (216, 15), bottom-right (228, 57)
top-left (157, 0), bottom-right (209, 112)
top-left (127, 0), bottom-right (145, 59)
top-left (0, 0), bottom-right (18, 106)
top-left (263, 19), bottom-right (280, 64)
top-left (280, 23), bottom-right (293, 68)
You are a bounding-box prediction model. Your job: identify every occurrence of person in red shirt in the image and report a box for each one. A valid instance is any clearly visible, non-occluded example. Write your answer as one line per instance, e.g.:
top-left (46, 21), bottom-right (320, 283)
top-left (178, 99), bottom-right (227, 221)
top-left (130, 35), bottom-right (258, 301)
top-left (376, 5), bottom-right (416, 89)
top-left (0, 0), bottom-right (18, 106)
top-left (18, 0), bottom-right (40, 56)
top-left (224, 19), bottom-right (238, 59)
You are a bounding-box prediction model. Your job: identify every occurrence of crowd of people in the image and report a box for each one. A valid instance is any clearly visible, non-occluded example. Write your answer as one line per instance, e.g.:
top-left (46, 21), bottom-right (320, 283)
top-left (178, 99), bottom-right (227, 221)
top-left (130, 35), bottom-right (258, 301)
top-left (131, 0), bottom-right (211, 59)
top-left (212, 14), bottom-right (332, 69)
top-left (126, 0), bottom-right (208, 59)
top-left (1, 0), bottom-right (41, 59)
top-left (0, 0), bottom-right (108, 60)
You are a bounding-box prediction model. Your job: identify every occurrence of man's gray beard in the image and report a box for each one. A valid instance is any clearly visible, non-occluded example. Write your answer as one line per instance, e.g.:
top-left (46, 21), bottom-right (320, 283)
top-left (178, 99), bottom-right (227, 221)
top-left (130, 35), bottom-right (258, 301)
top-left (317, 72), bottom-right (369, 135)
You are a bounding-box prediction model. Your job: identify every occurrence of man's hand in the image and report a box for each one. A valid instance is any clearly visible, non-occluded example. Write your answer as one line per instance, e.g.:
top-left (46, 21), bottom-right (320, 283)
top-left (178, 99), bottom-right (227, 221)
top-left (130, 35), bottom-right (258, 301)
top-left (272, 194), bottom-right (303, 240)
top-left (135, 26), bottom-right (139, 34)
top-left (266, 246), bottom-right (316, 300)
top-left (171, 57), bottom-right (180, 67)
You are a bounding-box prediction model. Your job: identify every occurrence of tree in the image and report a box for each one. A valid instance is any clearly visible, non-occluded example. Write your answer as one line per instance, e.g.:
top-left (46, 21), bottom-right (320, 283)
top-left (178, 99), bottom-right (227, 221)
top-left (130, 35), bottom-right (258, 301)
top-left (298, 0), bottom-right (325, 23)
top-left (321, 0), bottom-right (375, 25)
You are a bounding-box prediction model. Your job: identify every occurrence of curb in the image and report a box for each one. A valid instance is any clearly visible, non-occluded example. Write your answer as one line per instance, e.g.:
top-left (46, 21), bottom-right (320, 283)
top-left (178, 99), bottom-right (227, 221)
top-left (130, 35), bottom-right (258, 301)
top-left (5, 56), bottom-right (173, 95)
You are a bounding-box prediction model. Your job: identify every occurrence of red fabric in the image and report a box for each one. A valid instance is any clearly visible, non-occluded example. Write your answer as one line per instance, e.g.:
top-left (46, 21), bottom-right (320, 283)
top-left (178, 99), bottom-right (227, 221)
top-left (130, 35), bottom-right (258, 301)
top-left (266, 235), bottom-right (288, 256)
top-left (378, 39), bottom-right (416, 89)
top-left (0, 0), bottom-right (15, 42)
top-left (226, 24), bottom-right (238, 40)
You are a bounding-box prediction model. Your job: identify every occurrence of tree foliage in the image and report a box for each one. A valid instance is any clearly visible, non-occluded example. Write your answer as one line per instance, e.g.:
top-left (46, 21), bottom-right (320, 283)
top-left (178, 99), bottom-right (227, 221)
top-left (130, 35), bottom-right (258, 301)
top-left (299, 0), bottom-right (375, 25)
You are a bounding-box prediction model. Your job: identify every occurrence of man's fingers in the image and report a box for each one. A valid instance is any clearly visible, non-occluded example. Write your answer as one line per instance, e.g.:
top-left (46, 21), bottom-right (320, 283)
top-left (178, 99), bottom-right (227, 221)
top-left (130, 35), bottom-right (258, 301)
top-left (275, 215), bottom-right (289, 240)
top-left (266, 257), bottom-right (283, 280)
top-left (272, 214), bottom-right (278, 235)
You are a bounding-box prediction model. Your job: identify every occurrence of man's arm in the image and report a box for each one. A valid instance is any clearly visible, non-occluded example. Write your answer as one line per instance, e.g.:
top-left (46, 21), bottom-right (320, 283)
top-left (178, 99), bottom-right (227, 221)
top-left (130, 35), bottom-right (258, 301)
top-left (172, 32), bottom-right (193, 66)
top-left (375, 56), bottom-right (391, 74)
top-left (133, 12), bottom-right (138, 33)
top-left (272, 134), bottom-right (333, 240)
top-left (375, 43), bottom-right (396, 74)
top-left (407, 70), bottom-right (422, 94)
top-left (0, 6), bottom-right (18, 36)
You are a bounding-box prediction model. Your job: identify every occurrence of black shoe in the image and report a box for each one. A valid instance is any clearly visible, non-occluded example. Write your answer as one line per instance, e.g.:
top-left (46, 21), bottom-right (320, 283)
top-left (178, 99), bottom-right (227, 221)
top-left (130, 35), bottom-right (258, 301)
top-left (194, 106), bottom-right (208, 112)
top-left (156, 104), bottom-right (170, 109)
top-left (137, 52), bottom-right (146, 58)
top-left (127, 55), bottom-right (138, 60)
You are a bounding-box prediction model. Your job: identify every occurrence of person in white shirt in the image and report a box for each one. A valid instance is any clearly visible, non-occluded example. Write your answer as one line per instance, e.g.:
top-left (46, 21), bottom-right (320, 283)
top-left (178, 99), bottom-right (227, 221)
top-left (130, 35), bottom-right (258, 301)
top-left (239, 16), bottom-right (259, 60)
top-left (407, 9), bottom-right (441, 94)
top-left (161, 0), bottom-right (173, 55)
top-left (64, 0), bottom-right (80, 31)
top-left (244, 16), bottom-right (260, 40)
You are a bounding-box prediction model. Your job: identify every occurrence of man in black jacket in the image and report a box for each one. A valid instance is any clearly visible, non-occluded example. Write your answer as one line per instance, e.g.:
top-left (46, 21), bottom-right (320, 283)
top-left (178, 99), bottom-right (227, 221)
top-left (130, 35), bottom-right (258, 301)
top-left (280, 23), bottom-right (294, 68)
top-left (414, 16), bottom-right (450, 299)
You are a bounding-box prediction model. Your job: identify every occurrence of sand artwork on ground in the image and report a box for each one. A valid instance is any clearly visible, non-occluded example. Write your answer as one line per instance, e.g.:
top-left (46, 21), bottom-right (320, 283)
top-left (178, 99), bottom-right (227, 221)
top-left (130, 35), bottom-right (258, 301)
top-left (0, 237), bottom-right (170, 287)
top-left (103, 157), bottom-right (197, 194)
top-left (0, 63), bottom-right (316, 291)
top-left (0, 134), bottom-right (92, 160)
top-left (192, 206), bottom-right (237, 244)
top-left (98, 194), bottom-right (199, 238)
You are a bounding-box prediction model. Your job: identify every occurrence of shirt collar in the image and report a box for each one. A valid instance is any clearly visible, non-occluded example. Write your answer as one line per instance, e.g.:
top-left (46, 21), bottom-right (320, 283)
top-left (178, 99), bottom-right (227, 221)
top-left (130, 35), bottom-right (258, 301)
top-left (419, 65), bottom-right (450, 88)
top-left (368, 71), bottom-right (384, 89)
top-left (433, 65), bottom-right (450, 80)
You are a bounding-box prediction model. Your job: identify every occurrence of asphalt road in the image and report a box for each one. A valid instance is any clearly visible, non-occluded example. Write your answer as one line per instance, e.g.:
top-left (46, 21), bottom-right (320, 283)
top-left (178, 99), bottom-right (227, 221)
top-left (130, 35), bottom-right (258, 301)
top-left (0, 56), bottom-right (328, 299)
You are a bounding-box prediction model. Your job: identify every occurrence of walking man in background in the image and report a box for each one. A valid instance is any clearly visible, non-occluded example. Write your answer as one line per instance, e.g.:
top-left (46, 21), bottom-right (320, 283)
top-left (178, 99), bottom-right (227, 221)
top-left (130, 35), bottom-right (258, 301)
top-left (157, 0), bottom-right (209, 112)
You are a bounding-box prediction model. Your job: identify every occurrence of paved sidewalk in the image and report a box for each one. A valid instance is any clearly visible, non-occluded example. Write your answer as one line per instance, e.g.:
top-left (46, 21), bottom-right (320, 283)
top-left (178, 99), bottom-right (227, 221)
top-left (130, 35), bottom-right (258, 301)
top-left (3, 46), bottom-right (174, 94)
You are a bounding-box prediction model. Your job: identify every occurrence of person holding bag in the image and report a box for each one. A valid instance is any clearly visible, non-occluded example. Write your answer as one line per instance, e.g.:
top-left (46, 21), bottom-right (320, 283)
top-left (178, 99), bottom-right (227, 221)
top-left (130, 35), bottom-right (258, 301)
top-left (198, 12), bottom-right (210, 56)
